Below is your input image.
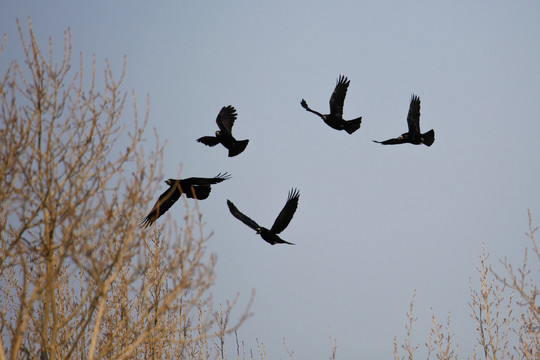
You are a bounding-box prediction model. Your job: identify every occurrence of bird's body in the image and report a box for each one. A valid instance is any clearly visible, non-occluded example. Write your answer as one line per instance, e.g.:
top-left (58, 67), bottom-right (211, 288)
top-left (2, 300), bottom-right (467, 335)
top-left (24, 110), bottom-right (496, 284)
top-left (197, 105), bottom-right (249, 157)
top-left (227, 188), bottom-right (300, 245)
top-left (373, 94), bottom-right (435, 146)
top-left (257, 227), bottom-right (294, 245)
top-left (301, 75), bottom-right (362, 134)
top-left (141, 173), bottom-right (231, 228)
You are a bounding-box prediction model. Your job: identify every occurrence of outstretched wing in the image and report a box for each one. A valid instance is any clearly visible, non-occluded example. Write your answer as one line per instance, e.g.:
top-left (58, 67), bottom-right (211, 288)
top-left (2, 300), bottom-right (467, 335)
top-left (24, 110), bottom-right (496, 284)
top-left (329, 75), bottom-right (350, 118)
top-left (181, 172), bottom-right (232, 187)
top-left (407, 94), bottom-right (421, 135)
top-left (270, 188), bottom-right (300, 234)
top-left (141, 182), bottom-right (182, 228)
top-left (372, 138), bottom-right (407, 145)
top-left (216, 105), bottom-right (237, 135)
top-left (197, 136), bottom-right (220, 147)
top-left (227, 200), bottom-right (260, 231)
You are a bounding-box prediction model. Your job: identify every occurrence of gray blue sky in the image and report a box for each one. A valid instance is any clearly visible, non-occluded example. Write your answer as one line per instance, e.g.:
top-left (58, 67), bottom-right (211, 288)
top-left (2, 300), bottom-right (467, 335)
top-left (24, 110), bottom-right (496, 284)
top-left (2, 1), bottom-right (540, 358)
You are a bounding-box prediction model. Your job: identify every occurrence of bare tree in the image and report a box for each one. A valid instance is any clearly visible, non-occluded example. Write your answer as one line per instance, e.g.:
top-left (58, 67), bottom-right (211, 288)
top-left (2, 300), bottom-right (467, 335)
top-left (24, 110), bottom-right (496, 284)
top-left (0, 18), bottom-right (251, 360)
top-left (491, 210), bottom-right (540, 359)
top-left (393, 213), bottom-right (539, 360)
top-left (469, 246), bottom-right (514, 360)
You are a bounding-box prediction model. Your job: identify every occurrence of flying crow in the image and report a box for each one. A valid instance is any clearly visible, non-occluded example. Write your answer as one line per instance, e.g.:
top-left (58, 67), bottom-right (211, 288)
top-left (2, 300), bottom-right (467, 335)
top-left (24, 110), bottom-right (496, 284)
top-left (300, 75), bottom-right (362, 134)
top-left (141, 173), bottom-right (231, 228)
top-left (227, 188), bottom-right (300, 245)
top-left (373, 94), bottom-right (435, 146)
top-left (197, 105), bottom-right (249, 157)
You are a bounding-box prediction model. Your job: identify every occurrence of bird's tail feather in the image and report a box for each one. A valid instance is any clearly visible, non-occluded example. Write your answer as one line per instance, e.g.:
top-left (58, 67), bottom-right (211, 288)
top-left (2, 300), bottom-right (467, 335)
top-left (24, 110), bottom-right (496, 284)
top-left (344, 117), bottom-right (362, 134)
top-left (422, 129), bottom-right (435, 146)
top-left (228, 139), bottom-right (249, 157)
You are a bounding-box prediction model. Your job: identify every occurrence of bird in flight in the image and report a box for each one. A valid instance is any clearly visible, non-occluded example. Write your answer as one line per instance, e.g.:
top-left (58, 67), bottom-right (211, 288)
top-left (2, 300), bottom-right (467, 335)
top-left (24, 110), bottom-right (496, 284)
top-left (300, 75), bottom-right (362, 134)
top-left (373, 94), bottom-right (435, 146)
top-left (141, 173), bottom-right (231, 228)
top-left (197, 105), bottom-right (249, 157)
top-left (227, 188), bottom-right (300, 245)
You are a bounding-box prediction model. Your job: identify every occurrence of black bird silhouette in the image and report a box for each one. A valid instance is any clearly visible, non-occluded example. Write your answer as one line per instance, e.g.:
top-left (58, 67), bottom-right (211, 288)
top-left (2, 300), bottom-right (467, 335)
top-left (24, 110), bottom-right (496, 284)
top-left (197, 105), bottom-right (249, 157)
top-left (300, 75), bottom-right (362, 134)
top-left (141, 173), bottom-right (231, 228)
top-left (373, 94), bottom-right (435, 146)
top-left (227, 188), bottom-right (300, 245)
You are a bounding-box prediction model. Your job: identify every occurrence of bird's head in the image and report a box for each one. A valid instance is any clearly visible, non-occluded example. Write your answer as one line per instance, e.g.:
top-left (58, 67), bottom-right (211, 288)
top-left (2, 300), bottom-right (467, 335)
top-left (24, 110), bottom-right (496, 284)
top-left (256, 227), bottom-right (262, 234)
top-left (215, 130), bottom-right (221, 137)
top-left (165, 179), bottom-right (175, 186)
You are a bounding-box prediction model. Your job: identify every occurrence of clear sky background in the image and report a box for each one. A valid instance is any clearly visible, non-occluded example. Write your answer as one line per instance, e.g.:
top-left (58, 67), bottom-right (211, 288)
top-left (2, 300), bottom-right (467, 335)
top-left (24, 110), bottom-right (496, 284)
top-left (2, 1), bottom-right (540, 358)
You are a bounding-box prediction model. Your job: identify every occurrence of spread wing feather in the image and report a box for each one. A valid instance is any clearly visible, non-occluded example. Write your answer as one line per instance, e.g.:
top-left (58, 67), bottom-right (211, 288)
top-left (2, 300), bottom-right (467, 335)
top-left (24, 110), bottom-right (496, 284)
top-left (196, 136), bottom-right (220, 147)
top-left (270, 188), bottom-right (300, 234)
top-left (181, 173), bottom-right (231, 186)
top-left (216, 105), bottom-right (237, 135)
top-left (141, 184), bottom-right (182, 228)
top-left (227, 200), bottom-right (260, 231)
top-left (329, 75), bottom-right (350, 119)
top-left (407, 94), bottom-right (421, 135)
top-left (373, 137), bottom-right (407, 145)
